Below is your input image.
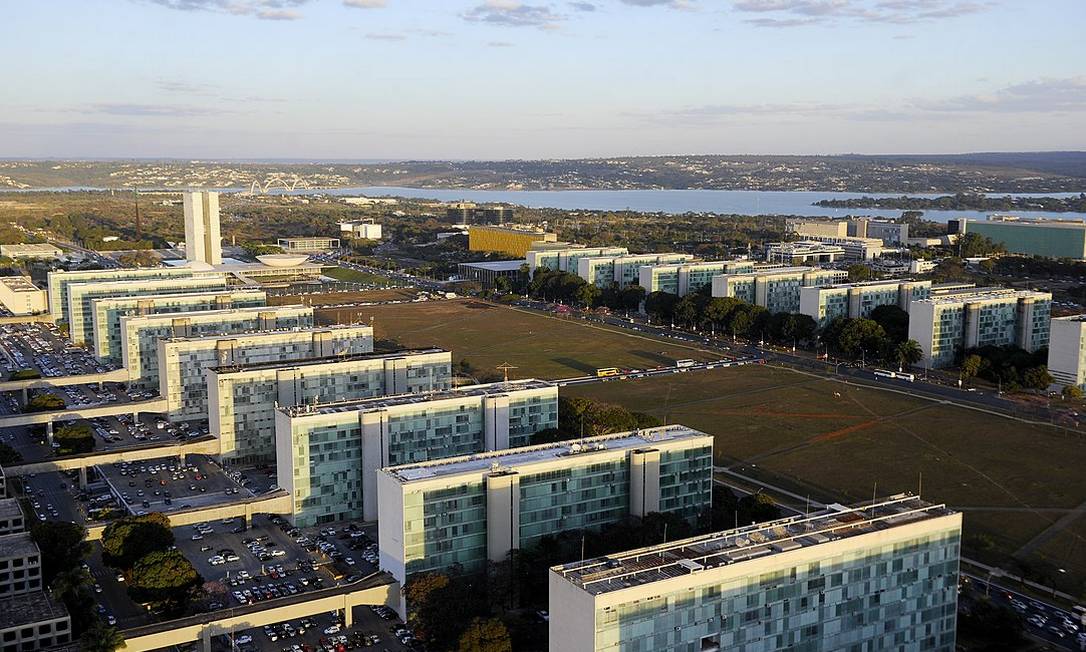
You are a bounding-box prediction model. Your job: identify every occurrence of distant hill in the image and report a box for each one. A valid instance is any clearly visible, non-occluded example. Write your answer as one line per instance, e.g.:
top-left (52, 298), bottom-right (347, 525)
top-left (842, 152), bottom-right (1086, 180)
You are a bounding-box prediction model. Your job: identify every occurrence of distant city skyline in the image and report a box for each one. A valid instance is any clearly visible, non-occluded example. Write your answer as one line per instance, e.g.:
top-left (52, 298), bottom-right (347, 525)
top-left (2, 0), bottom-right (1084, 159)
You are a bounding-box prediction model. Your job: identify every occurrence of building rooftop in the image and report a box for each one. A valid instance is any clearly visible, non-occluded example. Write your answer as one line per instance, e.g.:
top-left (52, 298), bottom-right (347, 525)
top-left (915, 287), bottom-right (1051, 305)
top-left (0, 532), bottom-right (38, 559)
top-left (0, 498), bottom-right (23, 523)
top-left (382, 424), bottom-right (709, 484)
top-left (718, 266), bottom-right (828, 278)
top-left (812, 279), bottom-right (928, 291)
top-left (210, 347), bottom-right (447, 374)
top-left (0, 276), bottom-right (41, 292)
top-left (163, 322), bottom-right (371, 345)
top-left (124, 303), bottom-right (310, 326)
top-left (981, 216), bottom-right (1086, 227)
top-left (471, 224), bottom-right (548, 235)
top-left (0, 243), bottom-right (61, 255)
top-left (91, 287), bottom-right (265, 307)
top-left (553, 494), bottom-right (955, 596)
top-left (0, 591), bottom-right (68, 629)
top-left (458, 260), bottom-right (527, 272)
top-left (281, 378), bottom-right (553, 419)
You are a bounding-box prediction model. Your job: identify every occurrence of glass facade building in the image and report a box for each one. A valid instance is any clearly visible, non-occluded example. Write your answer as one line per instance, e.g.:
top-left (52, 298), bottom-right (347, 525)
top-left (157, 323), bottom-right (372, 421)
top-left (207, 348), bottom-right (453, 465)
top-left (639, 261), bottom-right (757, 296)
top-left (526, 246), bottom-right (629, 276)
top-left (799, 281), bottom-right (932, 327)
top-left (578, 254), bottom-right (692, 289)
top-left (378, 425), bottom-right (713, 586)
top-left (277, 379), bottom-right (557, 526)
top-left (550, 495), bottom-right (961, 652)
top-left (712, 268), bottom-right (847, 315)
top-left (90, 288), bottom-right (265, 362)
top-left (47, 266), bottom-right (207, 324)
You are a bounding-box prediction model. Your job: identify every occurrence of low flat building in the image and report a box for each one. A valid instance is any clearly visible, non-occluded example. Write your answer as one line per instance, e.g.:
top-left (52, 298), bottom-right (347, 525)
top-left (712, 267), bottom-right (847, 314)
top-left (122, 304), bottom-right (314, 388)
top-left (0, 591), bottom-right (72, 652)
top-left (159, 323), bottom-right (373, 421)
top-left (0, 533), bottom-right (41, 598)
top-left (764, 241), bottom-right (846, 265)
top-left (953, 216), bottom-right (1086, 260)
top-left (457, 260), bottom-right (526, 288)
top-left (47, 266), bottom-right (206, 324)
top-left (468, 225), bottom-right (557, 257)
top-left (277, 237), bottom-right (341, 252)
top-left (277, 379), bottom-right (557, 525)
top-left (90, 287), bottom-right (266, 363)
top-left (578, 253), bottom-right (693, 289)
top-left (549, 495), bottom-right (961, 652)
top-left (207, 348), bottom-right (453, 465)
top-left (799, 280), bottom-right (932, 327)
top-left (0, 277), bottom-right (46, 316)
top-left (378, 425), bottom-right (713, 585)
top-left (908, 287), bottom-right (1052, 367)
top-left (526, 244), bottom-right (628, 276)
top-left (0, 500), bottom-right (23, 536)
top-left (1048, 315), bottom-right (1086, 389)
top-left (0, 244), bottom-right (62, 260)
top-left (338, 221), bottom-right (383, 240)
top-left (911, 259), bottom-right (938, 274)
top-left (778, 236), bottom-right (884, 261)
top-left (787, 219), bottom-right (849, 239)
top-left (638, 260), bottom-right (757, 296)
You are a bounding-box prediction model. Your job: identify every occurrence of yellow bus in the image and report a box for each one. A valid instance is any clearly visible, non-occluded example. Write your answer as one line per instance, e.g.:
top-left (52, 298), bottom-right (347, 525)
top-left (596, 367), bottom-right (620, 377)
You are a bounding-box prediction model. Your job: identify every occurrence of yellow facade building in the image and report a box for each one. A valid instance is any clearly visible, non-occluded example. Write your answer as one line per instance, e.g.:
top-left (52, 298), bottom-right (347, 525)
top-left (468, 225), bottom-right (557, 257)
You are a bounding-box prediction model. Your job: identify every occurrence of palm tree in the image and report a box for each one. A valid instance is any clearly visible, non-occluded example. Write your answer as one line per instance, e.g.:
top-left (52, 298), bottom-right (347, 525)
top-left (80, 623), bottom-right (125, 652)
top-left (895, 340), bottom-right (924, 370)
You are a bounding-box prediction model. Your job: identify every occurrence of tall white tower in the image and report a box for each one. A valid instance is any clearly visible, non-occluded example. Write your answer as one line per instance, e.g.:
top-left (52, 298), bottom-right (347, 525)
top-left (182, 191), bottom-right (223, 265)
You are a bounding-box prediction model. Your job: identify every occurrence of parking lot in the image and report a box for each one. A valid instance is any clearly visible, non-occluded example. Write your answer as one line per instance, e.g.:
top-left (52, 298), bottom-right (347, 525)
top-left (98, 454), bottom-right (250, 515)
top-left (0, 322), bottom-right (115, 376)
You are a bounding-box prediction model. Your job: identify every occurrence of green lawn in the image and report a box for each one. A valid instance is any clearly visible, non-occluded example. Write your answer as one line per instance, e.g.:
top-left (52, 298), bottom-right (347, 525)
top-left (323, 266), bottom-right (394, 285)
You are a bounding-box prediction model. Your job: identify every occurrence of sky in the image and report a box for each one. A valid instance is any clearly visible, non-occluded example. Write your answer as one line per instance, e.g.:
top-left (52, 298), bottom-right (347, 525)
top-left (2, 0), bottom-right (1084, 159)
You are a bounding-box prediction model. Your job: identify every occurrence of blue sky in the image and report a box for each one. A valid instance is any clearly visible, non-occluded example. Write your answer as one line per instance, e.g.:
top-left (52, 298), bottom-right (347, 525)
top-left (2, 0), bottom-right (1084, 159)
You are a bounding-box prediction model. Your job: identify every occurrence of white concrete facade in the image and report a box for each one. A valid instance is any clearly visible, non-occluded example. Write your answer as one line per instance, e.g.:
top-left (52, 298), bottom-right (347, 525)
top-left (183, 190), bottom-right (223, 265)
top-left (1048, 315), bottom-right (1086, 388)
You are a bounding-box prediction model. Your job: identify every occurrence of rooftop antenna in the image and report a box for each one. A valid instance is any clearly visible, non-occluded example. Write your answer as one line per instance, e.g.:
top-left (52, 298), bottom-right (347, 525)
top-left (870, 482), bottom-right (878, 518)
top-left (496, 361), bottom-right (517, 383)
top-left (918, 471), bottom-right (922, 500)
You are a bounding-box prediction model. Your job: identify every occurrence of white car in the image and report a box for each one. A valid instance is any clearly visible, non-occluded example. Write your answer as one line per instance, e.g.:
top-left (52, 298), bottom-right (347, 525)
top-left (208, 555), bottom-right (225, 566)
top-left (235, 635), bottom-right (253, 645)
top-left (323, 625), bottom-right (341, 635)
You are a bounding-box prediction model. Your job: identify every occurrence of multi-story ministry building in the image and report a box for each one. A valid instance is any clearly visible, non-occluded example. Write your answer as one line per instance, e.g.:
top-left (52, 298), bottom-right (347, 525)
top-left (638, 261), bottom-right (757, 296)
top-left (0, 591), bottom-right (73, 652)
top-left (0, 243), bottom-right (62, 260)
top-left (764, 242), bottom-right (846, 265)
top-left (798, 280), bottom-right (932, 327)
top-left (787, 220), bottom-right (850, 239)
top-left (549, 494), bottom-right (961, 652)
top-left (468, 225), bottom-right (558, 257)
top-left (159, 323), bottom-right (373, 421)
top-left (526, 245), bottom-right (629, 276)
top-left (712, 268), bottom-right (848, 315)
top-left (852, 219), bottom-right (910, 245)
top-left (67, 274), bottom-right (229, 347)
top-left (0, 500), bottom-right (24, 537)
top-left (378, 425), bottom-right (713, 585)
top-left (1047, 315), bottom-right (1086, 389)
top-left (277, 379), bottom-right (556, 526)
top-left (338, 221), bottom-right (383, 240)
top-left (183, 190), bottom-right (223, 265)
top-left (122, 305), bottom-right (314, 388)
top-left (91, 287), bottom-right (266, 363)
top-left (787, 236), bottom-right (884, 261)
top-left (0, 533), bottom-right (42, 598)
top-left (277, 237), bottom-right (341, 252)
top-left (579, 254), bottom-right (693, 289)
top-left (0, 277), bottom-right (46, 316)
top-left (47, 266), bottom-right (206, 323)
top-left (208, 348), bottom-right (453, 465)
top-left (908, 287), bottom-right (1052, 368)
top-left (951, 216), bottom-right (1086, 260)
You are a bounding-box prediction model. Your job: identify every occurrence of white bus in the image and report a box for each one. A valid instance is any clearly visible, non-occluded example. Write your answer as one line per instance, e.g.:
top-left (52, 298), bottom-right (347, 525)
top-left (873, 369), bottom-right (915, 382)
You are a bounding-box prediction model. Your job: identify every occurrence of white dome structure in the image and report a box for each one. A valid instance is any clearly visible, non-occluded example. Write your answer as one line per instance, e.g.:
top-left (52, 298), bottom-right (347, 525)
top-left (257, 253), bottom-right (310, 268)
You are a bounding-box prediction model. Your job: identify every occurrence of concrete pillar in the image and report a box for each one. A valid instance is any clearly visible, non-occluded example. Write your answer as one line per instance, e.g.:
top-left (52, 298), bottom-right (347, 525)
top-left (244, 504), bottom-right (253, 526)
top-left (360, 410), bottom-right (388, 522)
top-left (180, 450), bottom-right (187, 465)
top-left (131, 410), bottom-right (140, 423)
top-left (629, 448), bottom-right (661, 518)
top-left (343, 599), bottom-right (353, 628)
top-left (483, 395), bottom-right (511, 451)
top-left (78, 467), bottom-right (88, 489)
top-left (485, 471), bottom-right (520, 563)
top-left (19, 388), bottom-right (27, 407)
top-left (201, 626), bottom-right (212, 652)
top-left (46, 421), bottom-right (54, 446)
top-left (98, 381), bottom-right (104, 392)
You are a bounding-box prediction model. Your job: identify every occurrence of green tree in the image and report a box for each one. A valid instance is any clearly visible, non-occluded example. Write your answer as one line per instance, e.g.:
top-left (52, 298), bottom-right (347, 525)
top-left (9, 368), bottom-right (41, 380)
top-left (673, 293), bottom-right (704, 327)
top-left (1021, 365), bottom-right (1053, 390)
top-left (836, 318), bottom-right (888, 360)
top-left (128, 549), bottom-right (201, 604)
top-left (54, 422), bottom-right (95, 455)
top-left (893, 340), bottom-right (924, 369)
top-left (619, 285), bottom-right (646, 311)
top-left (0, 442), bottom-right (21, 465)
top-left (24, 392), bottom-right (65, 413)
top-left (869, 304), bottom-right (909, 343)
top-left (704, 297), bottom-right (743, 329)
top-left (458, 618), bottom-right (512, 652)
top-left (575, 282), bottom-right (600, 309)
top-left (644, 291), bottom-right (679, 322)
top-left (80, 623), bottom-right (125, 652)
top-left (31, 521), bottom-right (90, 585)
top-left (846, 264), bottom-right (873, 282)
top-left (1062, 385), bottom-right (1083, 400)
top-left (101, 513), bottom-right (174, 569)
top-left (957, 232), bottom-right (1005, 258)
top-left (961, 354), bottom-right (982, 380)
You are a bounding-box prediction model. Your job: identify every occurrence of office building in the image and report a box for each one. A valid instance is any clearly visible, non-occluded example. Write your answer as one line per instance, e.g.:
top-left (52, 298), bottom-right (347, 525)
top-left (0, 533), bottom-right (41, 598)
top-left (0, 591), bottom-right (72, 652)
top-left (953, 216), bottom-right (1086, 260)
top-left (851, 219), bottom-right (910, 245)
top-left (579, 253), bottom-right (693, 289)
top-left (208, 348), bottom-right (453, 465)
top-left (277, 237), bottom-right (341, 252)
top-left (468, 225), bottom-right (558, 257)
top-left (91, 287), bottom-right (266, 363)
top-left (343, 196), bottom-right (398, 206)
top-left (339, 221), bottom-right (383, 240)
top-left (159, 323), bottom-right (373, 421)
top-left (908, 287), bottom-right (1052, 367)
top-left (122, 304), bottom-right (314, 389)
top-left (447, 203), bottom-right (514, 225)
top-left (378, 425), bottom-right (712, 585)
top-left (911, 259), bottom-right (937, 274)
top-left (0, 243), bottom-right (62, 260)
top-left (791, 236), bottom-right (884, 261)
top-left (0, 501), bottom-right (23, 537)
top-left (47, 266), bottom-right (204, 323)
top-left (549, 494), bottom-right (961, 652)
top-left (638, 260), bottom-right (757, 296)
top-left (799, 280), bottom-right (932, 327)
top-left (0, 277), bottom-right (46, 316)
top-left (183, 190), bottom-right (223, 265)
top-left (764, 241), bottom-right (846, 265)
top-left (712, 267), bottom-right (847, 315)
top-left (526, 245), bottom-right (629, 276)
top-left (67, 274), bottom-right (228, 347)
top-left (788, 220), bottom-right (849, 239)
top-left (278, 379), bottom-right (556, 525)
top-left (457, 260), bottom-right (526, 288)
top-left (1047, 315), bottom-right (1086, 389)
